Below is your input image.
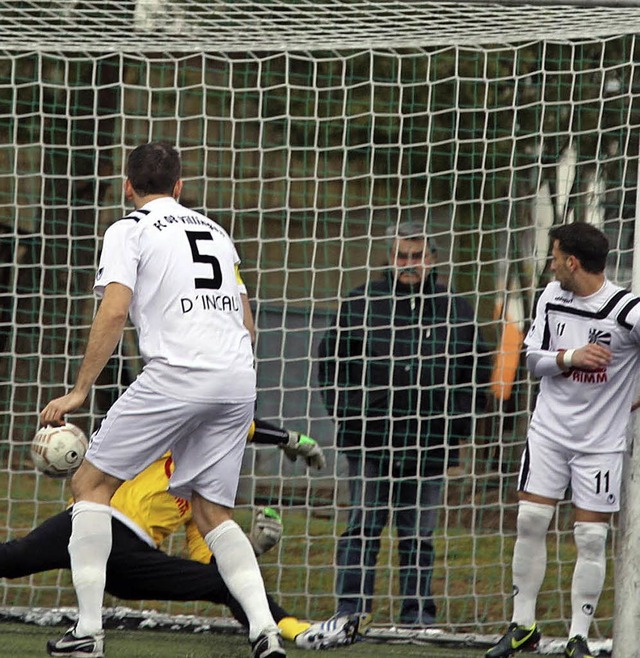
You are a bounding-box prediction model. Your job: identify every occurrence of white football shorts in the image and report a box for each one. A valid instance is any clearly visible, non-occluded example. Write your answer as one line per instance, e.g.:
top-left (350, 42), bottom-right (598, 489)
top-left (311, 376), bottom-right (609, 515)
top-left (86, 376), bottom-right (253, 507)
top-left (518, 429), bottom-right (623, 512)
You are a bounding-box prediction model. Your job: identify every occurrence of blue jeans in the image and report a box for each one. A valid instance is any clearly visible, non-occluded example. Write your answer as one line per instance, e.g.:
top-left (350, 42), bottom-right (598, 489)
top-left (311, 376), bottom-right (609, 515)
top-left (336, 454), bottom-right (443, 626)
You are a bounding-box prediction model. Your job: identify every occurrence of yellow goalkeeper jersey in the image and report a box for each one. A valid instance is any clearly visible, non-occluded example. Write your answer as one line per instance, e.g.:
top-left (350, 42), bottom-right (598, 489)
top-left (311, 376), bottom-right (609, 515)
top-left (110, 453), bottom-right (212, 564)
top-left (96, 420), bottom-right (262, 564)
top-left (83, 428), bottom-right (312, 642)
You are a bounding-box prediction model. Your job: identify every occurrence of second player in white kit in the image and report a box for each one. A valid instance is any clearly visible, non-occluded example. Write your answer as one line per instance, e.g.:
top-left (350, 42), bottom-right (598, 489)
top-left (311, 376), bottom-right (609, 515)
top-left (486, 222), bottom-right (640, 658)
top-left (522, 277), bottom-right (640, 508)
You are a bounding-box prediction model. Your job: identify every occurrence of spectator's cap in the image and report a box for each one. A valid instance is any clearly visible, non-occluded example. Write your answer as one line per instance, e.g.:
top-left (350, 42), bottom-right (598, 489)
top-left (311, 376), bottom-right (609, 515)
top-left (385, 221), bottom-right (437, 253)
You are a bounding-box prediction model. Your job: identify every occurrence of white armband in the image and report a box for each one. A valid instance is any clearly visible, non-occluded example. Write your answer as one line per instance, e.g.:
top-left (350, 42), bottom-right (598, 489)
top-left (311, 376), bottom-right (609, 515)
top-left (562, 349), bottom-right (575, 369)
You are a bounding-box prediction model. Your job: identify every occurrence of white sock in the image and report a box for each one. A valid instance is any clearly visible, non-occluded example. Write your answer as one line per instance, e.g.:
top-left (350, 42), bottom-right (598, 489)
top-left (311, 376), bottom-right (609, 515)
top-left (69, 501), bottom-right (112, 637)
top-left (569, 522), bottom-right (608, 640)
top-left (205, 519), bottom-right (277, 641)
top-left (511, 501), bottom-right (555, 627)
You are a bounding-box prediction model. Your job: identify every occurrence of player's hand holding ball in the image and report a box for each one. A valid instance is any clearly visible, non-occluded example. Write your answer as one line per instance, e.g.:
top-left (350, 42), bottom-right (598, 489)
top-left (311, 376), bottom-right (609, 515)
top-left (39, 387), bottom-right (88, 427)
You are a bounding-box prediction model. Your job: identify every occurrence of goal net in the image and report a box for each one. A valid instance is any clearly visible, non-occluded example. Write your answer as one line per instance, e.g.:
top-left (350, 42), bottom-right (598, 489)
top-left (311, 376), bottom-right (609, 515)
top-left (1, 0), bottom-right (639, 653)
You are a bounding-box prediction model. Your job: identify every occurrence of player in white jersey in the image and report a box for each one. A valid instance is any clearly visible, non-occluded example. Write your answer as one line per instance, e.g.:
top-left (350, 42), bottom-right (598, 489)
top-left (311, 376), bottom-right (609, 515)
top-left (486, 222), bottom-right (640, 658)
top-left (39, 142), bottom-right (285, 658)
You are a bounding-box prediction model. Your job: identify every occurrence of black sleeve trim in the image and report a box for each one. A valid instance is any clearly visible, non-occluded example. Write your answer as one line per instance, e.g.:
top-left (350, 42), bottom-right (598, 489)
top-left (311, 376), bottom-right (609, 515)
top-left (119, 208), bottom-right (151, 223)
top-left (617, 297), bottom-right (640, 331)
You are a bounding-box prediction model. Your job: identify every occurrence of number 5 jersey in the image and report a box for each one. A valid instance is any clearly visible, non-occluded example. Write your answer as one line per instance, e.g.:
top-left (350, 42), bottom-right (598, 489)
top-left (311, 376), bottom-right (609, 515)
top-left (94, 197), bottom-right (256, 403)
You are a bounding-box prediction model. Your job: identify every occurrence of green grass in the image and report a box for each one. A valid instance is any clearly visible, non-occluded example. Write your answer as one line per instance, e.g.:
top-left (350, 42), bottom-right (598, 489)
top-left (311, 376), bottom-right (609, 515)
top-left (0, 469), bottom-right (617, 639)
top-left (0, 622), bottom-right (488, 657)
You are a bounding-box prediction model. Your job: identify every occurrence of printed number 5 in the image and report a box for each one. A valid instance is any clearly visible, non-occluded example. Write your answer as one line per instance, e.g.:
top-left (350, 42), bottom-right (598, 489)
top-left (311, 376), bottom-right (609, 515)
top-left (186, 231), bottom-right (223, 290)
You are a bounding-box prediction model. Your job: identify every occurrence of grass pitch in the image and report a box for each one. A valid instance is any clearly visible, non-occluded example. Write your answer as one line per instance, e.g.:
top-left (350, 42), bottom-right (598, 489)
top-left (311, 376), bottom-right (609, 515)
top-left (0, 622), bottom-right (488, 657)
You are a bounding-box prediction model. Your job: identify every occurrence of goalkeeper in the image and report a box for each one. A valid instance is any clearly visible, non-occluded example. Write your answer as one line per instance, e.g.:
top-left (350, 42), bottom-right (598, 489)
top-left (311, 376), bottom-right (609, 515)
top-left (1, 420), bottom-right (365, 650)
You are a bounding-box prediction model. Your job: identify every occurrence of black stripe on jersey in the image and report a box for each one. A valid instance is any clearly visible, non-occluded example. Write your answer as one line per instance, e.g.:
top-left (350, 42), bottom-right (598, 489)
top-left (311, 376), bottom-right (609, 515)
top-left (517, 442), bottom-right (530, 492)
top-left (119, 208), bottom-right (151, 223)
top-left (541, 316), bottom-right (552, 350)
top-left (540, 289), bottom-right (629, 349)
top-left (617, 296), bottom-right (640, 330)
top-left (545, 288), bottom-right (629, 320)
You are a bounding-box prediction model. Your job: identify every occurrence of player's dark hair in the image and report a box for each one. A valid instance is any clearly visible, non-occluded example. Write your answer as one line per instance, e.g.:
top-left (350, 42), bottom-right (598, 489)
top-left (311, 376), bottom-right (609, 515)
top-left (549, 222), bottom-right (609, 273)
top-left (126, 142), bottom-right (181, 196)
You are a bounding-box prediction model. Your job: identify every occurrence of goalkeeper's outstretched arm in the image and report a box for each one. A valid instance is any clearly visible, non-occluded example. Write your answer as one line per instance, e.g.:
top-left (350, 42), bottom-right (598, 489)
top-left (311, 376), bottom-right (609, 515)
top-left (248, 418), bottom-right (326, 470)
top-left (248, 418), bottom-right (290, 445)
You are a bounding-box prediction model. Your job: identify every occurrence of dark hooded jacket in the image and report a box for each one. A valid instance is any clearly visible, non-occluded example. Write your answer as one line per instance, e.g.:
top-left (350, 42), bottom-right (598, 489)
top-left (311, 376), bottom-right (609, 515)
top-left (317, 269), bottom-right (492, 475)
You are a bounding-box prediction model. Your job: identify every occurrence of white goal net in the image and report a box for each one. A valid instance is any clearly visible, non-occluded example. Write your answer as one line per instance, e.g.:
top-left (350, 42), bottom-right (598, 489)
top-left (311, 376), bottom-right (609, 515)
top-left (1, 0), bottom-right (639, 653)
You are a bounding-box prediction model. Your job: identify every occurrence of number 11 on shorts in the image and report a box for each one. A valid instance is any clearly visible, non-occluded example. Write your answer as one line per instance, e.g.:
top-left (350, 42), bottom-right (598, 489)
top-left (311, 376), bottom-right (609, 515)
top-left (594, 470), bottom-right (610, 495)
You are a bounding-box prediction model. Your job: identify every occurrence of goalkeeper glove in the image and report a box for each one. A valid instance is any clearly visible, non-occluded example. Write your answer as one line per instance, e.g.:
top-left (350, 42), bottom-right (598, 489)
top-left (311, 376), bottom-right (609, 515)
top-left (281, 431), bottom-right (326, 470)
top-left (249, 506), bottom-right (283, 556)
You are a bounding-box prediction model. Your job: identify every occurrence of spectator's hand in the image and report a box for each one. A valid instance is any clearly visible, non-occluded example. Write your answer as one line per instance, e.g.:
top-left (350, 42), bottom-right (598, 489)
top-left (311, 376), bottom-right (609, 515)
top-left (249, 506), bottom-right (283, 556)
top-left (632, 397), bottom-right (640, 413)
top-left (281, 431), bottom-right (326, 470)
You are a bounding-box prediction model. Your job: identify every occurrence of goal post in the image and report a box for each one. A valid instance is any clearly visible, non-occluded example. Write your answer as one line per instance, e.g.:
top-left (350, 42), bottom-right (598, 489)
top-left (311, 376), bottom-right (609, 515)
top-left (1, 1), bottom-right (639, 652)
top-left (611, 159), bottom-right (640, 657)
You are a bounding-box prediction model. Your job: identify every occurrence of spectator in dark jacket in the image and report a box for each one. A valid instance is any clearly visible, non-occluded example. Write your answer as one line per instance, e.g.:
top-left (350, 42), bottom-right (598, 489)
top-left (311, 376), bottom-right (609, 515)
top-left (317, 221), bottom-right (492, 627)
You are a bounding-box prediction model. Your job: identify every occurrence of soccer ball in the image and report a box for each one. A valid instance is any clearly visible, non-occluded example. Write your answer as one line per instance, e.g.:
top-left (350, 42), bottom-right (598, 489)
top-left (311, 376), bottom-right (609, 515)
top-left (30, 423), bottom-right (88, 478)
